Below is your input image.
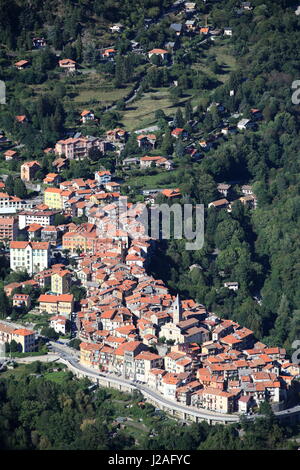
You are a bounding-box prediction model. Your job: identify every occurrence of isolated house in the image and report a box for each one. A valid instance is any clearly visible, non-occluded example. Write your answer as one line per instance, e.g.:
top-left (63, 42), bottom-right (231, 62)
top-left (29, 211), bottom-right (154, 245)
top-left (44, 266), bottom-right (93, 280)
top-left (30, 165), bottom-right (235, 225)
top-left (223, 28), bottom-right (233, 36)
top-left (200, 27), bottom-right (209, 35)
top-left (208, 199), bottom-right (230, 210)
top-left (199, 140), bottom-right (212, 151)
top-left (241, 185), bottom-right (253, 196)
top-left (4, 150), bottom-right (18, 161)
top-left (250, 109), bottom-right (263, 120)
top-left (207, 102), bottom-right (225, 113)
top-left (241, 2), bottom-right (252, 10)
top-left (185, 20), bottom-right (196, 32)
top-left (106, 128), bottom-right (127, 142)
top-left (81, 110), bottom-right (95, 123)
top-left (32, 37), bottom-right (47, 48)
top-left (148, 49), bottom-right (169, 60)
top-left (140, 156), bottom-right (173, 170)
top-left (170, 23), bottom-right (182, 35)
top-left (109, 24), bottom-right (123, 33)
top-left (137, 134), bottom-right (157, 149)
top-left (221, 126), bottom-right (237, 136)
top-left (15, 115), bottom-right (27, 124)
top-left (14, 60), bottom-right (30, 70)
top-left (160, 188), bottom-right (181, 199)
top-left (171, 128), bottom-right (188, 139)
top-left (21, 161), bottom-right (41, 181)
top-left (102, 48), bottom-right (116, 60)
top-left (237, 119), bottom-right (254, 130)
top-left (185, 2), bottom-right (196, 14)
top-left (59, 59), bottom-right (77, 72)
top-left (217, 183), bottom-right (231, 198)
top-left (239, 195), bottom-right (257, 209)
top-left (224, 282), bottom-right (239, 291)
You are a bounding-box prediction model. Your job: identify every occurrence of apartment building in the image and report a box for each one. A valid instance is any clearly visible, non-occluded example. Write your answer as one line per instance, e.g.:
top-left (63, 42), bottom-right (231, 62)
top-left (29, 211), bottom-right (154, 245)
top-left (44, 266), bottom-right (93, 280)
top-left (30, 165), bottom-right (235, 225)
top-left (0, 217), bottom-right (18, 242)
top-left (12, 328), bottom-right (36, 352)
top-left (135, 351), bottom-right (164, 383)
top-left (55, 136), bottom-right (108, 160)
top-left (80, 342), bottom-right (102, 369)
top-left (51, 270), bottom-right (71, 295)
top-left (38, 294), bottom-right (74, 317)
top-left (0, 192), bottom-right (32, 212)
top-left (12, 293), bottom-right (31, 309)
top-left (44, 187), bottom-right (63, 209)
top-left (10, 241), bottom-right (50, 275)
top-left (191, 387), bottom-right (236, 414)
top-left (62, 230), bottom-right (97, 253)
top-left (20, 161), bottom-right (41, 181)
top-left (95, 170), bottom-right (112, 185)
top-left (18, 210), bottom-right (58, 230)
top-left (0, 322), bottom-right (35, 352)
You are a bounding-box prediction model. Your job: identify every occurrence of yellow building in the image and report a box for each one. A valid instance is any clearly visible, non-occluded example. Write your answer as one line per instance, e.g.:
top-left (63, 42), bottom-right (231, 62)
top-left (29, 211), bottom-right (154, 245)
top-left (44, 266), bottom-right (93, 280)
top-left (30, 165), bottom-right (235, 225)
top-left (38, 294), bottom-right (74, 317)
top-left (51, 270), bottom-right (71, 295)
top-left (44, 187), bottom-right (63, 209)
top-left (0, 323), bottom-right (35, 353)
top-left (12, 328), bottom-right (36, 352)
top-left (80, 342), bottom-right (102, 368)
top-left (191, 387), bottom-right (236, 414)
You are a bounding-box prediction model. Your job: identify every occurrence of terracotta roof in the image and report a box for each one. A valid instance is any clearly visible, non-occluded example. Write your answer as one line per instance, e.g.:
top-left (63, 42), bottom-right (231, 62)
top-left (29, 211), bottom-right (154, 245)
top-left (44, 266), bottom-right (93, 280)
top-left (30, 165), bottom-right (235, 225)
top-left (13, 328), bottom-right (34, 336)
top-left (149, 48), bottom-right (168, 54)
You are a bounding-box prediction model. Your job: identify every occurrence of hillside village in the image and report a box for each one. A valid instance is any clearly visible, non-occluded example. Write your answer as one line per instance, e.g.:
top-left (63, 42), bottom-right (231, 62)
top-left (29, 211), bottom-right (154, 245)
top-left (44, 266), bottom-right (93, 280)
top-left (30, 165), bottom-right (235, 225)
top-left (0, 0), bottom-right (300, 427)
top-left (0, 166), bottom-right (299, 415)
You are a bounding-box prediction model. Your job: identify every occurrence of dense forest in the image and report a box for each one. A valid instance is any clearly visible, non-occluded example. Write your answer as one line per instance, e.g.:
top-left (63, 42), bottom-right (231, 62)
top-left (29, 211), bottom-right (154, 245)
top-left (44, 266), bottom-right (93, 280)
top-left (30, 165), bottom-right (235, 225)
top-left (147, 0), bottom-right (300, 355)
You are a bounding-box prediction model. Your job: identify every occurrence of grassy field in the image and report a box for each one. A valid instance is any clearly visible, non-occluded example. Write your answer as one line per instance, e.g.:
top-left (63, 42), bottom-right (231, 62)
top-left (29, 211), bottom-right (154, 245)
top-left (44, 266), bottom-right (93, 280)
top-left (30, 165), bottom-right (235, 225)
top-left (192, 40), bottom-right (236, 84)
top-left (43, 370), bottom-right (70, 384)
top-left (0, 363), bottom-right (69, 383)
top-left (0, 364), bottom-right (28, 379)
top-left (120, 87), bottom-right (190, 131)
top-left (126, 169), bottom-right (180, 190)
top-left (29, 71), bottom-right (133, 111)
top-left (72, 80), bottom-right (132, 107)
top-left (213, 42), bottom-right (237, 82)
top-left (122, 420), bottom-right (149, 444)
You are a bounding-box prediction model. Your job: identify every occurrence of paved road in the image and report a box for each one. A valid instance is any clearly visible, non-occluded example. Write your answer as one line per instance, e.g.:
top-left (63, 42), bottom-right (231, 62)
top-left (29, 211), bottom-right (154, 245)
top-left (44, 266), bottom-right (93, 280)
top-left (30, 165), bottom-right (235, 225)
top-left (49, 342), bottom-right (300, 424)
top-left (8, 342), bottom-right (300, 424)
top-left (15, 354), bottom-right (60, 363)
top-left (49, 342), bottom-right (239, 423)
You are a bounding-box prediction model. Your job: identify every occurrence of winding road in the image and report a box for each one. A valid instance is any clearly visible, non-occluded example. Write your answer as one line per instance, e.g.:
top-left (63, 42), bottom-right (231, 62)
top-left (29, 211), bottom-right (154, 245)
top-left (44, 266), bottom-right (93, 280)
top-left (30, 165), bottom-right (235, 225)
top-left (48, 342), bottom-right (300, 425)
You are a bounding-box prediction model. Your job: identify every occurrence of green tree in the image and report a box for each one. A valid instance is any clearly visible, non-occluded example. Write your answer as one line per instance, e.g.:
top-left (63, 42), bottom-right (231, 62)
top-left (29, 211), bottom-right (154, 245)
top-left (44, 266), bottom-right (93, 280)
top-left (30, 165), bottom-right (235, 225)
top-left (13, 179), bottom-right (28, 199)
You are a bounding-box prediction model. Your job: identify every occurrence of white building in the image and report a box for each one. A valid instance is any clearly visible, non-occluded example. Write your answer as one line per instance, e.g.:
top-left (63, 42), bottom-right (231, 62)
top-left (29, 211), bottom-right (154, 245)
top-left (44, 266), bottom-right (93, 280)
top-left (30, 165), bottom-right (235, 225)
top-left (224, 282), bottom-right (239, 291)
top-left (0, 192), bottom-right (32, 212)
top-left (10, 241), bottom-right (50, 275)
top-left (95, 170), bottom-right (112, 185)
top-left (224, 28), bottom-right (233, 36)
top-left (18, 210), bottom-right (58, 230)
top-left (50, 315), bottom-right (68, 335)
top-left (237, 118), bottom-right (254, 130)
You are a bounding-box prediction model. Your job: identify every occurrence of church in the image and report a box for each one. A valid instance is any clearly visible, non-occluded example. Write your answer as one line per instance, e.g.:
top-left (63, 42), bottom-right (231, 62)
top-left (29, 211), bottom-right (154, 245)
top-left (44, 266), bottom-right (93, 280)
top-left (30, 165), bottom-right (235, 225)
top-left (159, 295), bottom-right (210, 345)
